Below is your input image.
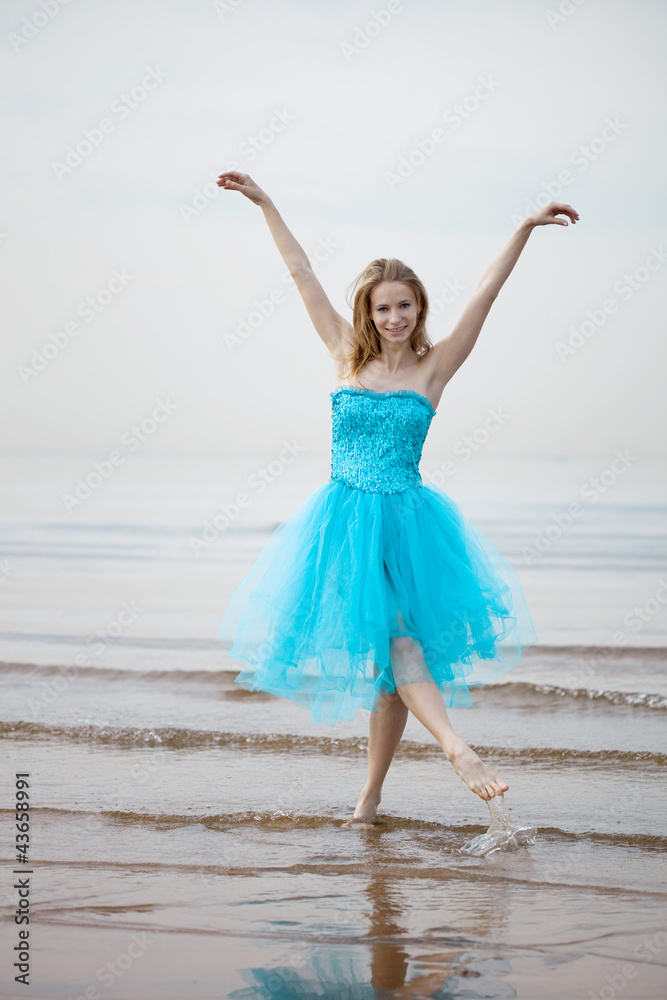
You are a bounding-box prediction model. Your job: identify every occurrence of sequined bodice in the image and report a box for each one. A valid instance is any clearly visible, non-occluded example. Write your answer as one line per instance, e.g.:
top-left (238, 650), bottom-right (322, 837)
top-left (329, 386), bottom-right (436, 494)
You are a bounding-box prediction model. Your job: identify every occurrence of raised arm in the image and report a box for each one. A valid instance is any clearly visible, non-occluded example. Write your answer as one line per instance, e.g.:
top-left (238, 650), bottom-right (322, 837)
top-left (429, 202), bottom-right (580, 387)
top-left (217, 171), bottom-right (353, 358)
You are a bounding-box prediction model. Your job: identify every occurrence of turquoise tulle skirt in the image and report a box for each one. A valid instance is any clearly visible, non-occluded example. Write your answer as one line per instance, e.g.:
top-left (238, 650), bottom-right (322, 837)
top-left (218, 479), bottom-right (538, 726)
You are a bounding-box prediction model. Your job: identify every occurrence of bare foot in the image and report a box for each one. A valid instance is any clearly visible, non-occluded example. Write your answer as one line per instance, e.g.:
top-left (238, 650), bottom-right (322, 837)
top-left (353, 786), bottom-right (381, 821)
top-left (445, 739), bottom-right (509, 800)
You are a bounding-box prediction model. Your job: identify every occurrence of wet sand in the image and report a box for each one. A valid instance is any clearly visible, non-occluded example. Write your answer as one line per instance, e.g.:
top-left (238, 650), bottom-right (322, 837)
top-left (0, 454), bottom-right (666, 998)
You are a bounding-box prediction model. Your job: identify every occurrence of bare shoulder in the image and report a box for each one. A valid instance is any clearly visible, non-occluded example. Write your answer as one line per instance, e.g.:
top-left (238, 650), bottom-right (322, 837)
top-left (339, 318), bottom-right (355, 349)
top-left (426, 286), bottom-right (499, 388)
top-left (425, 335), bottom-right (457, 378)
top-left (330, 320), bottom-right (356, 372)
top-left (419, 346), bottom-right (453, 408)
top-left (290, 266), bottom-right (355, 359)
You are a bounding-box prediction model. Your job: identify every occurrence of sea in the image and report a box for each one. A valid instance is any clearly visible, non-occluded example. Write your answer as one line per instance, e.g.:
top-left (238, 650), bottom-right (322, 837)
top-left (0, 452), bottom-right (665, 999)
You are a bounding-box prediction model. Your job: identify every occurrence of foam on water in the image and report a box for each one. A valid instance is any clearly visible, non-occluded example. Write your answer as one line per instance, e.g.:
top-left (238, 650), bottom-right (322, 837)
top-left (460, 795), bottom-right (537, 856)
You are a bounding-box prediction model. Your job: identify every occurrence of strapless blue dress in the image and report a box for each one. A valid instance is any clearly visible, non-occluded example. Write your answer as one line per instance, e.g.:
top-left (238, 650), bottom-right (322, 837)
top-left (218, 385), bottom-right (538, 726)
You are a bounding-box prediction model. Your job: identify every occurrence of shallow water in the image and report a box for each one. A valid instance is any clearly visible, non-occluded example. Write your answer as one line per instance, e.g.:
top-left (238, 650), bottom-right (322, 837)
top-left (1, 455), bottom-right (666, 998)
top-left (459, 795), bottom-right (538, 856)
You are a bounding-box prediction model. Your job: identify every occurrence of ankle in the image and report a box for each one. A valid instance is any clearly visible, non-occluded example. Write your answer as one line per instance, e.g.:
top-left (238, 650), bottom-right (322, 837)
top-left (441, 735), bottom-right (469, 761)
top-left (358, 784), bottom-right (382, 803)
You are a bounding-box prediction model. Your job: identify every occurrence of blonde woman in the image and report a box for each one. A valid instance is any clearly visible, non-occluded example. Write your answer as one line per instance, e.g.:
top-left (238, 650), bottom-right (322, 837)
top-left (217, 170), bottom-right (578, 820)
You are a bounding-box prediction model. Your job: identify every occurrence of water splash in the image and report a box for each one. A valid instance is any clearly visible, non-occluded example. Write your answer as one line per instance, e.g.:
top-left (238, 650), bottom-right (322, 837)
top-left (460, 795), bottom-right (537, 856)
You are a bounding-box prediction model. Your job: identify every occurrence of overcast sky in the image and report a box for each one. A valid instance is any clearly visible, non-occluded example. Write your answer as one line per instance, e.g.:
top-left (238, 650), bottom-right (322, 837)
top-left (2, 0), bottom-right (666, 457)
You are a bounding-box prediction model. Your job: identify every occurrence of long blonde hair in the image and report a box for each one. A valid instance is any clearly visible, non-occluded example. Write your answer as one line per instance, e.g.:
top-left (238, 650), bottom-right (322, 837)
top-left (336, 258), bottom-right (432, 386)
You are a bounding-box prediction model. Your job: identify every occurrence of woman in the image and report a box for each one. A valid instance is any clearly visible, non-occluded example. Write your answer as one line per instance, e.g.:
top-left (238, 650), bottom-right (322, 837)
top-left (217, 169), bottom-right (578, 819)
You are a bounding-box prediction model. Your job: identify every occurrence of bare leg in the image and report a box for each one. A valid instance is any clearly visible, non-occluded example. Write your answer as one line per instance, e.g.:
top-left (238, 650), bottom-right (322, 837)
top-left (353, 690), bottom-right (409, 820)
top-left (396, 679), bottom-right (509, 800)
top-left (388, 634), bottom-right (508, 801)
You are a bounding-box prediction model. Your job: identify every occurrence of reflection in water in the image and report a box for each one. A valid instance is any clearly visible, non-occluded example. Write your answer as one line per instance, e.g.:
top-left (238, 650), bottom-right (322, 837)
top-left (231, 824), bottom-right (518, 998)
top-left (365, 873), bottom-right (409, 990)
top-left (229, 952), bottom-right (516, 999)
top-left (357, 826), bottom-right (408, 989)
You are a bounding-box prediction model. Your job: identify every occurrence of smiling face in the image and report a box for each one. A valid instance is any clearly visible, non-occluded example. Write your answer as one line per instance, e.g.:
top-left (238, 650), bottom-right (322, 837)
top-left (369, 281), bottom-right (420, 346)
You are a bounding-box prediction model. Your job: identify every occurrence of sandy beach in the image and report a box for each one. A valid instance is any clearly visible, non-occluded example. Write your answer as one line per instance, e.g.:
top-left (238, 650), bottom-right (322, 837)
top-left (0, 453), bottom-right (666, 998)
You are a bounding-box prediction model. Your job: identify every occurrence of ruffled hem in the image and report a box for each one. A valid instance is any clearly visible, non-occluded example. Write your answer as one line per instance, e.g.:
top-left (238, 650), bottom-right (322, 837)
top-left (218, 479), bottom-right (538, 726)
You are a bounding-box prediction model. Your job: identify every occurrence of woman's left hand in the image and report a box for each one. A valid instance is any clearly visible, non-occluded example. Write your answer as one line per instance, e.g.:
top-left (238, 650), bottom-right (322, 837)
top-left (527, 202), bottom-right (580, 227)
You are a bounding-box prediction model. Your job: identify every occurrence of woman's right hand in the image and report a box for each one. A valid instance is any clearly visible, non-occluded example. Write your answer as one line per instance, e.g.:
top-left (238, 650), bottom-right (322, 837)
top-left (217, 171), bottom-right (267, 206)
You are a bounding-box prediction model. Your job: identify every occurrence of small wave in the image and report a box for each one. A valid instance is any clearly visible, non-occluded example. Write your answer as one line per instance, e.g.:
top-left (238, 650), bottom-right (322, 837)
top-left (0, 652), bottom-right (667, 711)
top-left (0, 634), bottom-right (223, 650)
top-left (1, 640), bottom-right (665, 667)
top-left (0, 720), bottom-right (371, 752)
top-left (1, 805), bottom-right (664, 854)
top-left (1, 721), bottom-right (664, 769)
top-left (528, 643), bottom-right (667, 664)
top-left (479, 681), bottom-right (667, 711)
top-left (0, 660), bottom-right (239, 685)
